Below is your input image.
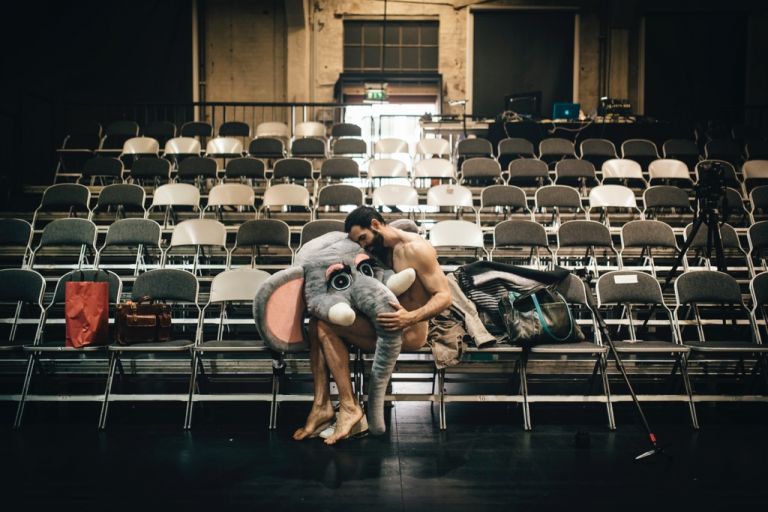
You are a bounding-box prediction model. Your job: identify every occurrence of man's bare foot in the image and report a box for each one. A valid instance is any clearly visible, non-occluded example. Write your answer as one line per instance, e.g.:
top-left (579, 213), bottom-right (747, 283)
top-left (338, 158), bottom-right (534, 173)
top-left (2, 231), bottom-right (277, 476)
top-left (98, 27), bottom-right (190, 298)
top-left (324, 402), bottom-right (364, 445)
top-left (292, 402), bottom-right (335, 440)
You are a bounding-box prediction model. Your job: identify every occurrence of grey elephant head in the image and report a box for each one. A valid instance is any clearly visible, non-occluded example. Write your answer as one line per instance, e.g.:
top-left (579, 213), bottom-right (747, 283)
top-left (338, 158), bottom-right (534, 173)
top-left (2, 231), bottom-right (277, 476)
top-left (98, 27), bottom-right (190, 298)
top-left (254, 231), bottom-right (415, 435)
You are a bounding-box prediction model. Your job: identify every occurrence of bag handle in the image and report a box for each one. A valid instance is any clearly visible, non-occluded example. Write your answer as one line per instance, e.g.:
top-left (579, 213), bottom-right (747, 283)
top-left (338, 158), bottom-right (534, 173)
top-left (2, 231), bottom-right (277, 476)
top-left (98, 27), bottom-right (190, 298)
top-left (531, 290), bottom-right (574, 342)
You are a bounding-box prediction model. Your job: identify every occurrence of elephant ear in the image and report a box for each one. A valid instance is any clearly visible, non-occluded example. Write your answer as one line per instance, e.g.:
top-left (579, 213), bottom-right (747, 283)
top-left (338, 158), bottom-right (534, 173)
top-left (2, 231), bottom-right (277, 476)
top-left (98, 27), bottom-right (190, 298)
top-left (254, 266), bottom-right (309, 352)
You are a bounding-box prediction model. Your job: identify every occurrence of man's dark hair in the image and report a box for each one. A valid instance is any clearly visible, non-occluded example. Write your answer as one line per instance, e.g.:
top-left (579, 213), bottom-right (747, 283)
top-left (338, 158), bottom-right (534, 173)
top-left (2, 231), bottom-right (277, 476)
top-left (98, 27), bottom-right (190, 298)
top-left (344, 206), bottom-right (385, 232)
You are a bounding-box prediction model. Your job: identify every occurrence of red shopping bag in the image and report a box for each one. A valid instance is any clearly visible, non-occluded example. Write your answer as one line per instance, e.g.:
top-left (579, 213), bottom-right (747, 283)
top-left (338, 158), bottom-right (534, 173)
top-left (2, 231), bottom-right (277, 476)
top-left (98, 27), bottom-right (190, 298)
top-left (65, 280), bottom-right (110, 348)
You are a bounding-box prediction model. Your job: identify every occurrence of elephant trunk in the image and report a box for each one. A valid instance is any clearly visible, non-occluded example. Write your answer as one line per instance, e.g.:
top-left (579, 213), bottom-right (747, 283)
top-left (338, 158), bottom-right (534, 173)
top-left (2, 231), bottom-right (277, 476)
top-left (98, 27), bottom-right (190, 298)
top-left (351, 278), bottom-right (402, 435)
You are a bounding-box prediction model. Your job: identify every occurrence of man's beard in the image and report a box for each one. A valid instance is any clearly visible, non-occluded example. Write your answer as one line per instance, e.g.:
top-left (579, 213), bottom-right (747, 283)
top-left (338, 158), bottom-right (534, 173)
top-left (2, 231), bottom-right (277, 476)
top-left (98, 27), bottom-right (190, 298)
top-left (368, 231), bottom-right (388, 262)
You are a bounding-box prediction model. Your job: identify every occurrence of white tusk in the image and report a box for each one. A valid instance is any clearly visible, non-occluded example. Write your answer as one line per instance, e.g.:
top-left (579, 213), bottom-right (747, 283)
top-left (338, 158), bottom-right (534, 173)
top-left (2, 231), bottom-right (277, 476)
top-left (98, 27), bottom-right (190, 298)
top-left (387, 268), bottom-right (416, 296)
top-left (328, 302), bottom-right (356, 326)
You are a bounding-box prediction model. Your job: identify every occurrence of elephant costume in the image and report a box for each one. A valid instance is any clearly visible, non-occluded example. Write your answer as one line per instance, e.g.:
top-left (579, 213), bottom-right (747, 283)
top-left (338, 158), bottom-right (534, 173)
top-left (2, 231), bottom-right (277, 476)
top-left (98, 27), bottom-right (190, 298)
top-left (254, 231), bottom-right (415, 435)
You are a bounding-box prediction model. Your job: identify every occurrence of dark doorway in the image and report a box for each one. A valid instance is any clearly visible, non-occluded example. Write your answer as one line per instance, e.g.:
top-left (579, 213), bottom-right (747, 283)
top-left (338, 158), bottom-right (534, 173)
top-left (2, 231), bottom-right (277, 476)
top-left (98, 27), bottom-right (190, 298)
top-left (472, 10), bottom-right (575, 119)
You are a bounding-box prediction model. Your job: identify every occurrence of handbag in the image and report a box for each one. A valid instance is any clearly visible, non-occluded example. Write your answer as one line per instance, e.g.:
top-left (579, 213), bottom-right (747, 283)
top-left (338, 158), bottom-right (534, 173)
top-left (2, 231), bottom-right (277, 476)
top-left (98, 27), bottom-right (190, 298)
top-left (498, 285), bottom-right (584, 347)
top-left (114, 296), bottom-right (172, 345)
top-left (65, 272), bottom-right (110, 348)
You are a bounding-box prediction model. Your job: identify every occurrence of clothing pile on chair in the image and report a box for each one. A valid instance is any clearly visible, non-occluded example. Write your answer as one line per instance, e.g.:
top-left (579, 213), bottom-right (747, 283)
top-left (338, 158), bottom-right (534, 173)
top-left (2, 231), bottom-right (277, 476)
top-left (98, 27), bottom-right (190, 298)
top-left (428, 261), bottom-right (571, 368)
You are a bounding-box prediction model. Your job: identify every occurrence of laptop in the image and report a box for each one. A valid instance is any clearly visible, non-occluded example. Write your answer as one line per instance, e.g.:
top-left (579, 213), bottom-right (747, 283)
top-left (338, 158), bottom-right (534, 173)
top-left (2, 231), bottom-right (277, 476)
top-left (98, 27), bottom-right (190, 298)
top-left (552, 102), bottom-right (580, 120)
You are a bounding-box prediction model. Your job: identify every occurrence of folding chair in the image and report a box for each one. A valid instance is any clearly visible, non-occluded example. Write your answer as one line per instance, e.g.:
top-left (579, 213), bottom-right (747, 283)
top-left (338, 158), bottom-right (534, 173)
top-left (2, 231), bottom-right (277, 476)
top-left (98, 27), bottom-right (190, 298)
top-left (424, 184), bottom-right (475, 223)
top-left (143, 121), bottom-right (177, 148)
top-left (176, 156), bottom-right (219, 187)
top-left (507, 158), bottom-right (551, 188)
top-left (14, 270), bottom-right (120, 428)
top-left (319, 157), bottom-right (360, 185)
top-left (90, 183), bottom-right (146, 223)
top-left (203, 183), bottom-right (256, 223)
top-left (181, 121), bottom-right (214, 141)
top-left (205, 137), bottom-right (244, 159)
top-left (642, 186), bottom-right (693, 227)
top-left (315, 184), bottom-right (364, 220)
top-left (683, 222), bottom-right (749, 274)
top-left (99, 268), bottom-right (201, 429)
top-left (588, 185), bottom-right (643, 227)
top-left (185, 268), bottom-right (274, 429)
top-left (259, 184), bottom-right (313, 224)
top-left (163, 219), bottom-right (228, 274)
top-left (146, 183), bottom-right (201, 227)
top-left (371, 184), bottom-right (420, 220)
top-left (748, 221), bottom-right (768, 276)
top-left (555, 159), bottom-right (598, 195)
top-left (164, 137), bottom-right (202, 167)
top-left (601, 159), bottom-right (648, 190)
top-left (580, 138), bottom-right (617, 170)
top-left (459, 157), bottom-right (503, 187)
top-left (490, 220), bottom-right (552, 268)
top-left (218, 121), bottom-right (251, 138)
top-left (663, 139), bottom-right (700, 171)
top-left (538, 138), bottom-right (576, 168)
top-left (32, 184), bottom-right (91, 229)
top-left (28, 218), bottom-right (97, 270)
top-left (130, 156), bottom-right (172, 186)
top-left (456, 138), bottom-right (493, 168)
top-left (429, 220), bottom-right (487, 265)
top-left (534, 185), bottom-right (585, 227)
top-left (0, 269), bottom-right (45, 402)
top-left (412, 158), bottom-right (456, 189)
top-left (750, 185), bottom-right (768, 223)
top-left (619, 219), bottom-right (679, 278)
top-left (648, 159), bottom-right (693, 188)
top-left (79, 157), bottom-right (124, 186)
top-left (248, 136), bottom-right (287, 162)
top-left (596, 270), bottom-right (698, 428)
top-left (228, 219), bottom-right (294, 269)
top-left (497, 138), bottom-right (535, 169)
top-left (620, 139), bottom-right (659, 171)
top-left (523, 273), bottom-right (613, 430)
top-left (120, 136), bottom-right (160, 171)
top-left (368, 158), bottom-right (409, 190)
top-left (742, 159), bottom-right (768, 194)
top-left (478, 185), bottom-right (532, 225)
top-left (95, 218), bottom-right (163, 275)
top-left (299, 220), bottom-right (345, 249)
top-left (0, 219), bottom-right (33, 268)
top-left (223, 157), bottom-right (266, 184)
top-left (555, 220), bottom-right (620, 276)
top-left (271, 158), bottom-right (315, 191)
top-left (704, 139), bottom-right (741, 167)
top-left (96, 121), bottom-right (140, 158)
top-left (415, 137), bottom-right (450, 161)
top-left (674, 271), bottom-right (768, 404)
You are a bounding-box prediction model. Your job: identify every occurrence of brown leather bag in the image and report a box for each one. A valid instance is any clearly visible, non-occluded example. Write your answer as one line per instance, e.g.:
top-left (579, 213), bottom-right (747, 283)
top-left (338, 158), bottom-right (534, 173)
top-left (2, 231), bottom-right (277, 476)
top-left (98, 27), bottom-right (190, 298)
top-left (115, 296), bottom-right (172, 345)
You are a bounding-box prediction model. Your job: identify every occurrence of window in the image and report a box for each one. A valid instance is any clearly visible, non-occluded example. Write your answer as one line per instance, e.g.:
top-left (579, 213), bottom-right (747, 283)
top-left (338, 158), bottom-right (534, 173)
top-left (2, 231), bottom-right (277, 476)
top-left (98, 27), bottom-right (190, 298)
top-left (344, 21), bottom-right (439, 73)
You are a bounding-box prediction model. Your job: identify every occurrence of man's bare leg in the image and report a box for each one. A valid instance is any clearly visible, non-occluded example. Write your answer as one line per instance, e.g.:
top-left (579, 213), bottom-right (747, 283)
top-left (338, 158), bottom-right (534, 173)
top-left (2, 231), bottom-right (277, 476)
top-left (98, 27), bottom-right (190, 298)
top-left (292, 318), bottom-right (336, 440)
top-left (315, 317), bottom-right (377, 445)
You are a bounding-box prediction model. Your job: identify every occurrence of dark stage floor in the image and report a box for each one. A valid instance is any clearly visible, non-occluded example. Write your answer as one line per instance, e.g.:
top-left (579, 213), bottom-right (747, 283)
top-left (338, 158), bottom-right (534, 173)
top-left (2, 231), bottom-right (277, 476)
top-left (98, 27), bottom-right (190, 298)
top-left (1, 401), bottom-right (767, 511)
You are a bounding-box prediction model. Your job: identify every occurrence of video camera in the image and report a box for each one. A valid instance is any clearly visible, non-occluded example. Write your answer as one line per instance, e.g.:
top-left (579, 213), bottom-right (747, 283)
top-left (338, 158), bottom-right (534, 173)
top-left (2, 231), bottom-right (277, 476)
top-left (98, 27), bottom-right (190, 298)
top-left (694, 160), bottom-right (727, 210)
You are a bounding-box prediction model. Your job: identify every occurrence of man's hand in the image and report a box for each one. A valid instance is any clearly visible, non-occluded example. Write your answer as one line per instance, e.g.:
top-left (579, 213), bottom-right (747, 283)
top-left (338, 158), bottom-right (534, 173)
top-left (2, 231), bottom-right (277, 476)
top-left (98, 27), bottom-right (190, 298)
top-left (377, 301), bottom-right (415, 331)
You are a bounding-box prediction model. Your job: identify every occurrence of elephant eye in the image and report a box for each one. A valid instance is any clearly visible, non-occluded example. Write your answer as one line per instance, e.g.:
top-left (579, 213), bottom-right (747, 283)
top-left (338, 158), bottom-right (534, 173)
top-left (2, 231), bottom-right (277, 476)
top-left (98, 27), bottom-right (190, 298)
top-left (329, 270), bottom-right (352, 291)
top-left (357, 261), bottom-right (375, 277)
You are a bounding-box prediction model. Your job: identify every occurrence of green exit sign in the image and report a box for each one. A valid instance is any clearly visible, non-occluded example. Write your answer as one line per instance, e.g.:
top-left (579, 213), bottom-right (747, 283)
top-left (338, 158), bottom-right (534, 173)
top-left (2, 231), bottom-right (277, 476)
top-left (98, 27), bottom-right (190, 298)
top-left (364, 83), bottom-right (388, 103)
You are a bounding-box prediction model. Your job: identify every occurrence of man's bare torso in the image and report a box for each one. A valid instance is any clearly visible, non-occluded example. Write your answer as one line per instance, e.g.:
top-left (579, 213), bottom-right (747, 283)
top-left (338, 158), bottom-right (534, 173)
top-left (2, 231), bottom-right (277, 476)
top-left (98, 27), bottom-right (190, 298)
top-left (390, 230), bottom-right (432, 312)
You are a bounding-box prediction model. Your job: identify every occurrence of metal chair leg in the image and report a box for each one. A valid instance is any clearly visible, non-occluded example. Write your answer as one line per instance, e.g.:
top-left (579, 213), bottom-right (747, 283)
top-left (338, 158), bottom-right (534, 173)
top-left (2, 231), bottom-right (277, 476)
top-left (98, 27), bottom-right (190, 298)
top-left (438, 368), bottom-right (446, 430)
top-left (98, 351), bottom-right (119, 430)
top-left (269, 363), bottom-right (283, 430)
top-left (184, 352), bottom-right (200, 430)
top-left (520, 351), bottom-right (531, 431)
top-left (599, 354), bottom-right (616, 430)
top-left (13, 354), bottom-right (37, 429)
top-left (679, 355), bottom-right (699, 430)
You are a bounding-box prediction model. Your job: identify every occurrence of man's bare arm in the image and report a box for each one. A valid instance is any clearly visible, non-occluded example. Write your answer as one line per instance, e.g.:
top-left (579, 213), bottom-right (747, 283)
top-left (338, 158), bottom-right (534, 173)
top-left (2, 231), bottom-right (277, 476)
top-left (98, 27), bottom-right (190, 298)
top-left (377, 241), bottom-right (451, 330)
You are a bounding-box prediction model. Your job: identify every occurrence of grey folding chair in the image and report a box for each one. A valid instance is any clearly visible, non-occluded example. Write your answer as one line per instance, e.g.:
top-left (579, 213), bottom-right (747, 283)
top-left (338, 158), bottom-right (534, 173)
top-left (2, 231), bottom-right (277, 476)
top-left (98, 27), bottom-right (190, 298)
top-left (620, 139), bottom-right (660, 171)
top-left (555, 220), bottom-right (620, 277)
top-left (662, 139), bottom-right (700, 171)
top-left (683, 222), bottom-right (748, 273)
top-left (619, 220), bottom-right (680, 278)
top-left (490, 220), bottom-right (552, 268)
top-left (497, 137), bottom-right (535, 169)
top-left (0, 219), bottom-right (33, 267)
top-left (185, 269), bottom-right (274, 429)
top-left (91, 183), bottom-right (147, 223)
top-left (523, 273), bottom-right (614, 431)
top-left (299, 220), bottom-right (346, 249)
top-left (459, 157), bottom-right (503, 186)
top-left (95, 219), bottom-right (163, 276)
top-left (596, 270), bottom-right (698, 428)
top-left (534, 185), bottom-right (585, 227)
top-left (315, 184), bottom-right (364, 220)
top-left (99, 268), bottom-right (201, 429)
top-left (748, 221), bottom-right (768, 275)
top-left (0, 270), bottom-right (45, 403)
top-left (580, 138), bottom-right (617, 170)
top-left (479, 185), bottom-right (532, 225)
top-left (674, 271), bottom-right (768, 403)
top-left (15, 270), bottom-right (121, 428)
top-left (642, 186), bottom-right (693, 227)
top-left (224, 157), bottom-right (266, 184)
top-left (555, 159), bottom-right (598, 194)
top-left (29, 218), bottom-right (97, 270)
top-left (319, 157), bottom-right (360, 184)
top-left (538, 138), bottom-right (577, 168)
top-left (228, 219), bottom-right (294, 269)
top-left (129, 157), bottom-right (172, 186)
top-left (32, 184), bottom-right (91, 228)
top-left (79, 157), bottom-right (124, 186)
top-left (507, 158), bottom-right (551, 188)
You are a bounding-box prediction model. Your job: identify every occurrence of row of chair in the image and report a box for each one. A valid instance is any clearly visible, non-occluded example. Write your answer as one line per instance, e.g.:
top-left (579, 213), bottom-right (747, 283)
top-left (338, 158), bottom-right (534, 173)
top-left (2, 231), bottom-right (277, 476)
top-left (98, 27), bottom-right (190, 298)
top-left (1, 266), bottom-right (766, 430)
top-left (12, 213), bottom-right (768, 280)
